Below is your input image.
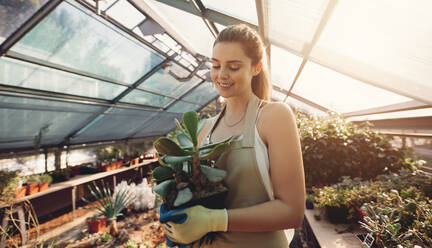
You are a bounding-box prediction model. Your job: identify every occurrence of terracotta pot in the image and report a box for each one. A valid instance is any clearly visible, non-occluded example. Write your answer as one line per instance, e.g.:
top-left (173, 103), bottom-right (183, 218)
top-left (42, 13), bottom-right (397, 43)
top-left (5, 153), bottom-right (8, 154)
top-left (87, 218), bottom-right (106, 233)
top-left (26, 184), bottom-right (39, 195)
top-left (132, 157), bottom-right (139, 165)
top-left (38, 182), bottom-right (49, 192)
top-left (14, 187), bottom-right (27, 199)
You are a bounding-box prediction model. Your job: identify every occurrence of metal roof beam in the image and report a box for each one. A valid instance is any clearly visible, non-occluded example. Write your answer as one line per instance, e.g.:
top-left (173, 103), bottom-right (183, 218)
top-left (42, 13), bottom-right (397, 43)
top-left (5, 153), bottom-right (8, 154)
top-left (343, 100), bottom-right (431, 118)
top-left (273, 85), bottom-right (331, 113)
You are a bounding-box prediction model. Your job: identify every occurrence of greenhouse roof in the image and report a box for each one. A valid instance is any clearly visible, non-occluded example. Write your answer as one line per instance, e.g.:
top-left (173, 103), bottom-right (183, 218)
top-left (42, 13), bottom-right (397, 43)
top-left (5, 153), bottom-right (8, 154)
top-left (0, 0), bottom-right (431, 155)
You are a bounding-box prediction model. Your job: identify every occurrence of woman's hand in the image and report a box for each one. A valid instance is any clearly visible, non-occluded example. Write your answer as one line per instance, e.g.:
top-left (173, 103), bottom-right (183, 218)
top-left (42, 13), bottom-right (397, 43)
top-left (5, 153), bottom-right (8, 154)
top-left (160, 204), bottom-right (227, 244)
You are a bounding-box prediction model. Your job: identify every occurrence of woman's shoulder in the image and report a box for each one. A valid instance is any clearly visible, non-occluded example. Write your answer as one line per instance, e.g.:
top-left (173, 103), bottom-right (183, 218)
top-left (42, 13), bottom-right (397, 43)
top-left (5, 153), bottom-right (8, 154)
top-left (259, 101), bottom-right (295, 123)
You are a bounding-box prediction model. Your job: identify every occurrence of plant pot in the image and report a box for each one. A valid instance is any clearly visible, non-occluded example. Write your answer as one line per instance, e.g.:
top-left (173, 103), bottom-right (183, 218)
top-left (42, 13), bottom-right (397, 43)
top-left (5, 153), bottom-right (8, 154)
top-left (354, 205), bottom-right (366, 221)
top-left (26, 184), bottom-right (39, 195)
top-left (71, 166), bottom-right (81, 175)
top-left (132, 157), bottom-right (139, 165)
top-left (87, 218), bottom-right (106, 233)
top-left (38, 182), bottom-right (49, 192)
top-left (325, 206), bottom-right (350, 223)
top-left (169, 189), bottom-right (229, 211)
top-left (306, 201), bottom-right (314, 210)
top-left (14, 187), bottom-right (27, 199)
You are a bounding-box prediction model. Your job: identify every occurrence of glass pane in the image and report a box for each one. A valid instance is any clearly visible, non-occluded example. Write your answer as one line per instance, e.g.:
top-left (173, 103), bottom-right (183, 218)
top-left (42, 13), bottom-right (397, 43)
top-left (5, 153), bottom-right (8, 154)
top-left (106, 0), bottom-right (146, 29)
top-left (11, 1), bottom-right (164, 84)
top-left (183, 82), bottom-right (218, 105)
top-left (120, 89), bottom-right (174, 108)
top-left (272, 90), bottom-right (286, 102)
top-left (292, 61), bottom-right (412, 113)
top-left (71, 108), bottom-right (154, 143)
top-left (133, 112), bottom-right (182, 137)
top-left (138, 64), bottom-right (202, 97)
top-left (202, 0), bottom-right (257, 24)
top-left (0, 0), bottom-right (49, 44)
top-left (269, 0), bottom-right (329, 52)
top-left (0, 96), bottom-right (103, 149)
top-left (147, 0), bottom-right (215, 57)
top-left (0, 57), bottom-right (127, 100)
top-left (271, 45), bottom-right (303, 89)
top-left (311, 0), bottom-right (432, 105)
top-left (167, 101), bottom-right (201, 113)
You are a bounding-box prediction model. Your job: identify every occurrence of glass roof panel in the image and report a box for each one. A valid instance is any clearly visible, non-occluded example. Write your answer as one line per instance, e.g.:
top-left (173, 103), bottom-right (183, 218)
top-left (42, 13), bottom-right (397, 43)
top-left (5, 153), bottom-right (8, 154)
top-left (292, 61), bottom-right (412, 113)
top-left (183, 82), bottom-right (219, 105)
top-left (70, 107), bottom-right (154, 143)
top-left (106, 0), bottom-right (146, 29)
top-left (138, 63), bottom-right (201, 97)
top-left (0, 57), bottom-right (127, 100)
top-left (271, 45), bottom-right (303, 89)
top-left (201, 0), bottom-right (258, 25)
top-left (10, 1), bottom-right (164, 84)
top-left (167, 101), bottom-right (201, 113)
top-left (0, 0), bottom-right (50, 44)
top-left (146, 0), bottom-right (215, 57)
top-left (133, 112), bottom-right (182, 137)
top-left (0, 95), bottom-right (104, 150)
top-left (120, 89), bottom-right (174, 108)
top-left (310, 0), bottom-right (432, 104)
top-left (268, 0), bottom-right (329, 53)
top-left (347, 108), bottom-right (432, 122)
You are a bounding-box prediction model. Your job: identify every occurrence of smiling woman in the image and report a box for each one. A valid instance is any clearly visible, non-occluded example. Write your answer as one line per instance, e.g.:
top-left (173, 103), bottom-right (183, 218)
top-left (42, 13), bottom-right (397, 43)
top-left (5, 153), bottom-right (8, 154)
top-left (159, 24), bottom-right (305, 248)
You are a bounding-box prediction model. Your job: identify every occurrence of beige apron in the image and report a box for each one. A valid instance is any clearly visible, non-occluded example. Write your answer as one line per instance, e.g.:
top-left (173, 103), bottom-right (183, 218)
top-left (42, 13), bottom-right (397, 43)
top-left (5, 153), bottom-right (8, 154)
top-left (193, 94), bottom-right (289, 248)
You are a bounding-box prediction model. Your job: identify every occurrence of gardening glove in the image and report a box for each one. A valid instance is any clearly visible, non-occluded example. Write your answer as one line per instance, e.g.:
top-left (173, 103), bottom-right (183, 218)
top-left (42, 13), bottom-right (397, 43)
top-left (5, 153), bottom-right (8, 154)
top-left (160, 204), bottom-right (189, 248)
top-left (160, 204), bottom-right (228, 245)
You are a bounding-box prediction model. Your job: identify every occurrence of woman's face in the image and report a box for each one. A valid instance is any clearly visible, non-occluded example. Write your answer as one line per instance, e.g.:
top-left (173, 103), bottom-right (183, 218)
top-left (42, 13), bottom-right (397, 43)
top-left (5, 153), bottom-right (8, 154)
top-left (210, 42), bottom-right (259, 99)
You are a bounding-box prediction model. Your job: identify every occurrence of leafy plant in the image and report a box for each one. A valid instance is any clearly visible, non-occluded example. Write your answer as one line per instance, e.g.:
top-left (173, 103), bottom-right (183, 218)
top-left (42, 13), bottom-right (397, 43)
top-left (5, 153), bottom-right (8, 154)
top-left (152, 111), bottom-right (233, 209)
top-left (126, 240), bottom-right (138, 248)
top-left (39, 174), bottom-right (53, 185)
top-left (101, 234), bottom-right (112, 242)
top-left (0, 170), bottom-right (21, 203)
top-left (297, 112), bottom-right (418, 187)
top-left (82, 181), bottom-right (132, 219)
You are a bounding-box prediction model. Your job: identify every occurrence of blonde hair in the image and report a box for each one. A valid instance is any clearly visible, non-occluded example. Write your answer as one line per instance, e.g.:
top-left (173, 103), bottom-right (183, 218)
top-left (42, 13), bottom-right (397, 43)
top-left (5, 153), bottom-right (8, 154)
top-left (214, 24), bottom-right (272, 101)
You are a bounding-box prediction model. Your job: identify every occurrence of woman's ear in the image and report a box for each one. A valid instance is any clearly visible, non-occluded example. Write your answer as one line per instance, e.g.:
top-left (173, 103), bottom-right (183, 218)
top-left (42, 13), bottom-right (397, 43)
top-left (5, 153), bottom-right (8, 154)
top-left (253, 61), bottom-right (263, 76)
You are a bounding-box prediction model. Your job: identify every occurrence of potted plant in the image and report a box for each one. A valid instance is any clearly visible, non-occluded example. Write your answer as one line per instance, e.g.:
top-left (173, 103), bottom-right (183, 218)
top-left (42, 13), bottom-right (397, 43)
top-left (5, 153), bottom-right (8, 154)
top-left (25, 175), bottom-right (40, 195)
top-left (0, 170), bottom-right (22, 202)
top-left (82, 181), bottom-right (133, 236)
top-left (305, 193), bottom-right (314, 210)
top-left (39, 174), bottom-right (52, 192)
top-left (152, 111), bottom-right (232, 211)
top-left (86, 215), bottom-right (106, 233)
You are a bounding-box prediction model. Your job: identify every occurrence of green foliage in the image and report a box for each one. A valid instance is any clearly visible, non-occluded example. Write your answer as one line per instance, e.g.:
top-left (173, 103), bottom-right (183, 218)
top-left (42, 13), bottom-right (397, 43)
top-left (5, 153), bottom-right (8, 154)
top-left (313, 167), bottom-right (432, 247)
top-left (0, 170), bottom-right (20, 203)
top-left (25, 174), bottom-right (41, 185)
top-left (297, 112), bottom-right (418, 187)
top-left (39, 174), bottom-right (53, 185)
top-left (126, 240), bottom-right (138, 248)
top-left (82, 181), bottom-right (133, 219)
top-left (102, 234), bottom-right (112, 242)
top-left (152, 111), bottom-right (232, 209)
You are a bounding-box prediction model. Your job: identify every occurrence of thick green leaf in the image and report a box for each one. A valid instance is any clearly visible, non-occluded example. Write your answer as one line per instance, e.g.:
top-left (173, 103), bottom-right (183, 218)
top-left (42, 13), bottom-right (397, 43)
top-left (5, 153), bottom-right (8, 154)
top-left (176, 133), bottom-right (193, 148)
top-left (198, 135), bottom-right (233, 150)
top-left (200, 165), bottom-right (226, 182)
top-left (154, 179), bottom-right (175, 198)
top-left (175, 118), bottom-right (185, 132)
top-left (183, 111), bottom-right (198, 147)
top-left (154, 137), bottom-right (194, 156)
top-left (152, 166), bottom-right (174, 182)
top-left (174, 187), bottom-right (193, 207)
top-left (163, 155), bottom-right (192, 165)
top-left (199, 143), bottom-right (230, 160)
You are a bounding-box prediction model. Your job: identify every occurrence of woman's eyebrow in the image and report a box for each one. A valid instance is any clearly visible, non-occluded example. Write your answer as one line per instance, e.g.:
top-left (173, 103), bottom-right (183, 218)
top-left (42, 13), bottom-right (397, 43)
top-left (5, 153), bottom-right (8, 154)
top-left (211, 58), bottom-right (243, 63)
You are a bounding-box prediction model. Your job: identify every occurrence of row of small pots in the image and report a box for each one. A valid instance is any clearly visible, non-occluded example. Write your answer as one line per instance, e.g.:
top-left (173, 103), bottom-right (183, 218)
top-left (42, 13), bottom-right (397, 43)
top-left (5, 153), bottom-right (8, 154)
top-left (14, 182), bottom-right (50, 199)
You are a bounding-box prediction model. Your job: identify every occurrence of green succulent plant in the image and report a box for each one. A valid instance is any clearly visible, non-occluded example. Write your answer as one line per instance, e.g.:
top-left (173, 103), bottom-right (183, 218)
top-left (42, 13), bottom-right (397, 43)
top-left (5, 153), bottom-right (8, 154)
top-left (152, 111), bottom-right (233, 209)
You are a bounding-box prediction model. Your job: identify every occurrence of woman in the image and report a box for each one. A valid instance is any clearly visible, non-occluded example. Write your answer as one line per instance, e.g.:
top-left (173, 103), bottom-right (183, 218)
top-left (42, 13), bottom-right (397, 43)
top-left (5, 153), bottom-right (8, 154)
top-left (160, 24), bottom-right (305, 248)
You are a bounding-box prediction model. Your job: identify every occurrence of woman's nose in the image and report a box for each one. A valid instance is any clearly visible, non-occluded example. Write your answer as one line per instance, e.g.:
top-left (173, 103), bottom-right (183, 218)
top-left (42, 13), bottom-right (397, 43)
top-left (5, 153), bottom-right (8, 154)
top-left (219, 67), bottom-right (229, 80)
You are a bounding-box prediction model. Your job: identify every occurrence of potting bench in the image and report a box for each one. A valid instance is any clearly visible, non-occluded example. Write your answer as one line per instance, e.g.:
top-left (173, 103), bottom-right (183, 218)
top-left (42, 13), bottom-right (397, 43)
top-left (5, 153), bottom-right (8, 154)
top-left (0, 159), bottom-right (157, 247)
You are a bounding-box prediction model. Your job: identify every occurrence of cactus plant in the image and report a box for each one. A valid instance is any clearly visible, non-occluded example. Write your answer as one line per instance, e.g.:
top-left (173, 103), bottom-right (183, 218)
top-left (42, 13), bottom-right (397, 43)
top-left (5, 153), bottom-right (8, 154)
top-left (152, 111), bottom-right (233, 210)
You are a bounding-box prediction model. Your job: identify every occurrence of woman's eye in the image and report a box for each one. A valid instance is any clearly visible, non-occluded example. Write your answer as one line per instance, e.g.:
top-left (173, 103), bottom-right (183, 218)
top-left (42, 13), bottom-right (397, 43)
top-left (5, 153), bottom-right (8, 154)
top-left (212, 65), bottom-right (220, 69)
top-left (230, 67), bottom-right (240, 71)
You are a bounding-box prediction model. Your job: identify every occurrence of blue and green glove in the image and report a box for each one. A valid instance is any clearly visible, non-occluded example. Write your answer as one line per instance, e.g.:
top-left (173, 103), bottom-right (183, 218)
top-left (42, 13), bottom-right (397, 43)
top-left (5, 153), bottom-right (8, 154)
top-left (159, 204), bottom-right (228, 246)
